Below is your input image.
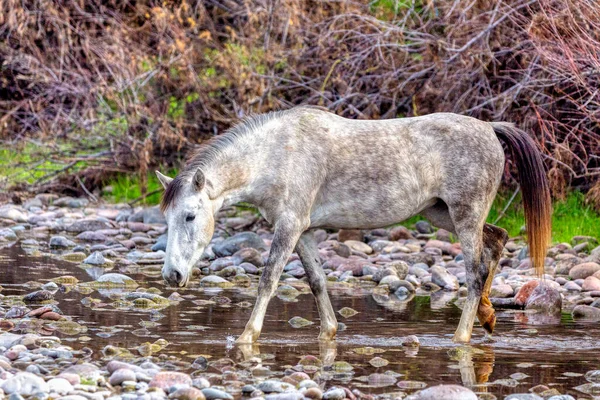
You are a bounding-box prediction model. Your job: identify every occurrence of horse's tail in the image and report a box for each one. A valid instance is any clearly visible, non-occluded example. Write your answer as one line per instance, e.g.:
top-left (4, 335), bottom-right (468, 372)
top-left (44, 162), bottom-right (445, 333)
top-left (491, 122), bottom-right (552, 277)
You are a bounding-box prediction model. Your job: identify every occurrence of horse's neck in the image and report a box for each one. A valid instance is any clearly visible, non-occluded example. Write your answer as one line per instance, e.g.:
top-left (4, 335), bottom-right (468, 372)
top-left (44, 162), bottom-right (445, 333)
top-left (204, 134), bottom-right (267, 207)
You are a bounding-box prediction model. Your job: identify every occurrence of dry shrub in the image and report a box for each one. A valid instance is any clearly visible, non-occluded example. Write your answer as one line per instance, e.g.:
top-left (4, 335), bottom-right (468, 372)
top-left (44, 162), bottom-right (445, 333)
top-left (0, 0), bottom-right (598, 201)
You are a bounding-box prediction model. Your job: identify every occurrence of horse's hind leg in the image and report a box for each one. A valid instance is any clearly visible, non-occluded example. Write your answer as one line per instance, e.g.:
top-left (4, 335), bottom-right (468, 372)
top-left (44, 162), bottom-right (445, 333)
top-left (447, 203), bottom-right (488, 343)
top-left (295, 231), bottom-right (338, 340)
top-left (478, 224), bottom-right (508, 335)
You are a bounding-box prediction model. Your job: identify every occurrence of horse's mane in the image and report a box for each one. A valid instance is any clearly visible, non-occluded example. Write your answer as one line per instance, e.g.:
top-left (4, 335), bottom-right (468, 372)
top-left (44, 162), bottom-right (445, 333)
top-left (160, 109), bottom-right (292, 212)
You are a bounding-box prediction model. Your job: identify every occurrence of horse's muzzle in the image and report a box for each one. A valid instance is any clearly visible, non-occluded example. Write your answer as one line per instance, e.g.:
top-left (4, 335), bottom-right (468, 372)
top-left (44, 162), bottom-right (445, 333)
top-left (163, 267), bottom-right (189, 287)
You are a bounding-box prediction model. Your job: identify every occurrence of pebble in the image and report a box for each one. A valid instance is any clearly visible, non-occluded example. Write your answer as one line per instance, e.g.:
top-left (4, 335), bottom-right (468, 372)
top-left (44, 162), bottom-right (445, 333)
top-left (1, 372), bottom-right (49, 396)
top-left (201, 388), bottom-right (234, 400)
top-left (407, 384), bottom-right (476, 400)
top-left (110, 368), bottom-right (137, 385)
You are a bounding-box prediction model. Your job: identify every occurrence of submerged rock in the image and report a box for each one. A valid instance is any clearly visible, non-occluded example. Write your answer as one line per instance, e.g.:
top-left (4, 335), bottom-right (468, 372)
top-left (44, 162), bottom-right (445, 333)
top-left (572, 305), bottom-right (600, 320)
top-left (288, 317), bottom-right (313, 328)
top-left (525, 283), bottom-right (562, 315)
top-left (430, 266), bottom-right (459, 291)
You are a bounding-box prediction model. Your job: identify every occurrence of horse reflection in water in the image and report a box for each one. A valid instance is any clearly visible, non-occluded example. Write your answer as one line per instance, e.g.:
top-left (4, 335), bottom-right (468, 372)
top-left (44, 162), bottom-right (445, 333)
top-left (156, 106), bottom-right (551, 344)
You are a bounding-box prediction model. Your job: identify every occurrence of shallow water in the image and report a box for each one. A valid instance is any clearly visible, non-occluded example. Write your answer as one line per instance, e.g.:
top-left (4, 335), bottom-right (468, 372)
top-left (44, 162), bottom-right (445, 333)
top-left (1, 243), bottom-right (599, 398)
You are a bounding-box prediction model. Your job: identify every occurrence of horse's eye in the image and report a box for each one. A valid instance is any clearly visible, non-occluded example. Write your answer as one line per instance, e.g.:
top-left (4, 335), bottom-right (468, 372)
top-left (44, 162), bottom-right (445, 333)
top-left (185, 215), bottom-right (196, 222)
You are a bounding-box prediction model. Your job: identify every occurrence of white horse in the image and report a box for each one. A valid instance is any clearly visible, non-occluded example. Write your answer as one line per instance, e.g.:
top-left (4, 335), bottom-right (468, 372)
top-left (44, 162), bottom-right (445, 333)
top-left (156, 106), bottom-right (551, 344)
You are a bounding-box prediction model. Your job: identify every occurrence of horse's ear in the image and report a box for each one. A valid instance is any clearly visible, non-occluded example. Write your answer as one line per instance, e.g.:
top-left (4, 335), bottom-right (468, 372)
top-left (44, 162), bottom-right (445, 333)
top-left (193, 169), bottom-right (205, 191)
top-left (155, 171), bottom-right (173, 190)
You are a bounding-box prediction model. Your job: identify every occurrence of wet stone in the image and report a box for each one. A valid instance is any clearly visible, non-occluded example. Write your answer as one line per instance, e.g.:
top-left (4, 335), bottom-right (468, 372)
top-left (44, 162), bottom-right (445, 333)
top-left (170, 387), bottom-right (206, 400)
top-left (1, 372), bottom-right (49, 396)
top-left (83, 251), bottom-right (107, 265)
top-left (150, 371), bottom-right (193, 390)
top-left (201, 388), bottom-right (234, 400)
top-left (407, 385), bottom-right (476, 400)
top-left (110, 368), bottom-right (137, 385)
top-left (288, 317), bottom-right (313, 328)
top-left (50, 236), bottom-right (76, 248)
top-left (322, 388), bottom-right (345, 400)
top-left (23, 290), bottom-right (54, 303)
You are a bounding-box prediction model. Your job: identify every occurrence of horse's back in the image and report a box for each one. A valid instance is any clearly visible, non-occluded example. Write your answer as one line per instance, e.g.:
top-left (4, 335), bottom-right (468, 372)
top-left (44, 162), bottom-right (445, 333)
top-left (286, 108), bottom-right (505, 228)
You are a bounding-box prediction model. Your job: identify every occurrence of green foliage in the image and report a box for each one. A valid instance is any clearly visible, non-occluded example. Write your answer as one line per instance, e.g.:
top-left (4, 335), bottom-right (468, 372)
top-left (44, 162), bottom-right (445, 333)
top-left (399, 190), bottom-right (600, 244)
top-left (0, 143), bottom-right (88, 186)
top-left (105, 169), bottom-right (178, 205)
top-left (369, 0), bottom-right (422, 19)
top-left (487, 190), bottom-right (600, 243)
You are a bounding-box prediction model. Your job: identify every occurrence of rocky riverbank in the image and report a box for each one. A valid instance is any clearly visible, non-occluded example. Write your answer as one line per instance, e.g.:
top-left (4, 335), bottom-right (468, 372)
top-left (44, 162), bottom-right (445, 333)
top-left (0, 195), bottom-right (599, 399)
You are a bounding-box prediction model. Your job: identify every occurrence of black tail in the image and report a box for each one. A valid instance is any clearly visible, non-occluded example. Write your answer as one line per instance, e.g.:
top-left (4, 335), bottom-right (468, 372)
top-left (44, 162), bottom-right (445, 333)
top-left (492, 122), bottom-right (552, 276)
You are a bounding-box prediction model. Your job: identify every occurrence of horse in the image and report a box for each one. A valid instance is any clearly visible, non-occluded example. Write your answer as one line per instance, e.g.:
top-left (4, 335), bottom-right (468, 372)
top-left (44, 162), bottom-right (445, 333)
top-left (156, 106), bottom-right (551, 344)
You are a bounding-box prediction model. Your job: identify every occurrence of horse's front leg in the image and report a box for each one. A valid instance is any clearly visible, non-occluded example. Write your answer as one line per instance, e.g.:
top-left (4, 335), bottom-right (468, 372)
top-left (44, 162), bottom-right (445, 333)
top-left (236, 215), bottom-right (307, 344)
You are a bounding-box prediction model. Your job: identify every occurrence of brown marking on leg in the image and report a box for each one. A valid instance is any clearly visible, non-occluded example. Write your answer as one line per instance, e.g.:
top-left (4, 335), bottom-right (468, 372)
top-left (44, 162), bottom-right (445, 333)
top-left (477, 224), bottom-right (508, 334)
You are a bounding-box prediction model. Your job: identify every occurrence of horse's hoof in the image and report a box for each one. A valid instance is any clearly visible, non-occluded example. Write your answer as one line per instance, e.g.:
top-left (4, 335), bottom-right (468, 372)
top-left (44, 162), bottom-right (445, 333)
top-left (477, 304), bottom-right (496, 334)
top-left (480, 313), bottom-right (496, 335)
top-left (318, 326), bottom-right (337, 341)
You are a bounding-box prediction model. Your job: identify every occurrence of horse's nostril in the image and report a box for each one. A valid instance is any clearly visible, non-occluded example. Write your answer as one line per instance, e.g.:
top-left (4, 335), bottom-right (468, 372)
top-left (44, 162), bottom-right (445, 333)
top-left (172, 269), bottom-right (182, 284)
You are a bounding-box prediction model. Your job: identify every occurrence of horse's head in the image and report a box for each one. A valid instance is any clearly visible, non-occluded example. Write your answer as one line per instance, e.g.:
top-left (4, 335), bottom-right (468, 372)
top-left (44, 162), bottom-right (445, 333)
top-left (156, 169), bottom-right (217, 287)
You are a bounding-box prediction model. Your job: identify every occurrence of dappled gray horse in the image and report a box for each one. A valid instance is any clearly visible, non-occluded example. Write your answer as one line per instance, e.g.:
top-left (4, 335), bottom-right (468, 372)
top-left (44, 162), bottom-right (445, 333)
top-left (156, 106), bottom-right (551, 343)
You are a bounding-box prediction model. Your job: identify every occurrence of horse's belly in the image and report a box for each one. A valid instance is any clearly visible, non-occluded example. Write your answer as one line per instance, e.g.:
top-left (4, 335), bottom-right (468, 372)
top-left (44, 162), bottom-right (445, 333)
top-left (309, 191), bottom-right (436, 229)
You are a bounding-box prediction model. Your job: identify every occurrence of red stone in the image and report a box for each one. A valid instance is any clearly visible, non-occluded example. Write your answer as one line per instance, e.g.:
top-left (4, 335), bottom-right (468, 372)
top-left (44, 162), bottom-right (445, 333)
top-left (40, 311), bottom-right (64, 321)
top-left (27, 307), bottom-right (53, 318)
top-left (514, 280), bottom-right (540, 306)
top-left (149, 371), bottom-right (192, 390)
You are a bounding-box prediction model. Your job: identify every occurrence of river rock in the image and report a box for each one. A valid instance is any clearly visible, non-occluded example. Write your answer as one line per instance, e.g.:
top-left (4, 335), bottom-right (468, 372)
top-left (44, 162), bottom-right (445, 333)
top-left (170, 387), bottom-right (206, 400)
top-left (572, 305), bottom-right (600, 320)
top-left (430, 266), bottom-right (459, 291)
top-left (76, 231), bottom-right (107, 241)
top-left (47, 378), bottom-right (73, 395)
top-left (200, 275), bottom-right (231, 287)
top-left (152, 234), bottom-right (168, 252)
top-left (525, 284), bottom-right (562, 315)
top-left (407, 384), bottom-right (476, 400)
top-left (322, 388), bottom-right (346, 400)
top-left (389, 226), bottom-right (413, 241)
top-left (201, 388), bottom-right (234, 400)
top-left (49, 236), bottom-right (76, 248)
top-left (212, 232), bottom-right (266, 257)
top-left (149, 371), bottom-right (192, 390)
top-left (66, 219), bottom-right (112, 233)
top-left (582, 276), bottom-right (600, 291)
top-left (569, 262), bottom-right (600, 280)
top-left (415, 221), bottom-right (433, 234)
top-left (232, 248), bottom-right (263, 267)
top-left (83, 251), bottom-right (107, 265)
top-left (256, 380), bottom-right (294, 393)
top-left (1, 372), bottom-right (49, 396)
top-left (338, 229), bottom-right (364, 242)
top-left (110, 368), bottom-right (137, 385)
top-left (490, 284), bottom-right (514, 298)
top-left (23, 290), bottom-right (53, 303)
top-left (344, 240), bottom-right (373, 254)
top-left (96, 273), bottom-right (136, 286)
top-left (514, 280), bottom-right (540, 306)
top-left (0, 208), bottom-right (27, 223)
top-left (130, 206), bottom-right (166, 225)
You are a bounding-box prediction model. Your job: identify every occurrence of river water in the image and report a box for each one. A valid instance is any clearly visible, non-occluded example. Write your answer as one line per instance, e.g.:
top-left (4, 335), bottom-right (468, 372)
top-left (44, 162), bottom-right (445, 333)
top-left (1, 244), bottom-right (599, 398)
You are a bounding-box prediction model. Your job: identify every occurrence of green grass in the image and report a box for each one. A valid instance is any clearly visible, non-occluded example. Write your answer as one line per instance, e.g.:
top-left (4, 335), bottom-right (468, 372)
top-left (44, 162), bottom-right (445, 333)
top-left (399, 190), bottom-right (600, 244)
top-left (104, 169), bottom-right (178, 205)
top-left (488, 190), bottom-right (600, 244)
